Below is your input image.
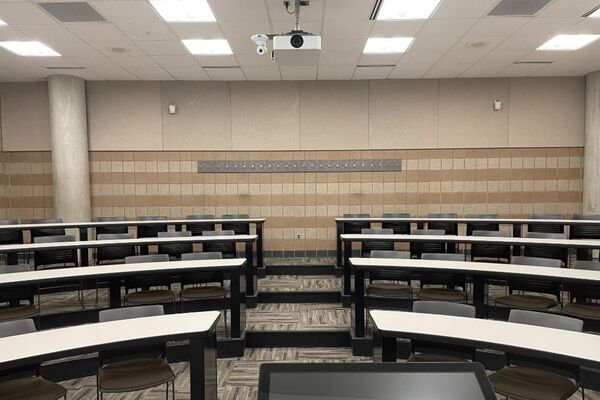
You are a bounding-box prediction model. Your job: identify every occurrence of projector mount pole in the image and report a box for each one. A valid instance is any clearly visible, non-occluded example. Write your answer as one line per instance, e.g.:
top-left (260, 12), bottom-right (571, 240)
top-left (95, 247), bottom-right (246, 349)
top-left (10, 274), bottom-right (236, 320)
top-left (294, 0), bottom-right (301, 31)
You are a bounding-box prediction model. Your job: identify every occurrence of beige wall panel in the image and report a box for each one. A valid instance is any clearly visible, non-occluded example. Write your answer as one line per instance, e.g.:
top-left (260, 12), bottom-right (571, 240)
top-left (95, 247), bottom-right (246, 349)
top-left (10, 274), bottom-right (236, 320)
top-left (508, 77), bottom-right (585, 148)
top-left (369, 80), bottom-right (438, 149)
top-left (87, 82), bottom-right (163, 151)
top-left (1, 82), bottom-right (51, 151)
top-left (161, 81), bottom-right (232, 150)
top-left (438, 78), bottom-right (510, 148)
top-left (231, 81), bottom-right (299, 150)
top-left (299, 81), bottom-right (368, 150)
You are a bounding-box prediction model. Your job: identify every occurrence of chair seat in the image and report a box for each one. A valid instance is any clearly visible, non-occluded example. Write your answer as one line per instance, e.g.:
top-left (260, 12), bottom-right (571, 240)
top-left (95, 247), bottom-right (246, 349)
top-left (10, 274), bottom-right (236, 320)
top-left (417, 288), bottom-right (465, 302)
top-left (563, 302), bottom-right (600, 320)
top-left (0, 375), bottom-right (66, 400)
top-left (125, 290), bottom-right (175, 305)
top-left (181, 286), bottom-right (227, 300)
top-left (495, 294), bottom-right (557, 311)
top-left (366, 282), bottom-right (411, 297)
top-left (407, 353), bottom-right (468, 363)
top-left (99, 357), bottom-right (175, 393)
top-left (489, 366), bottom-right (577, 400)
top-left (0, 305), bottom-right (38, 322)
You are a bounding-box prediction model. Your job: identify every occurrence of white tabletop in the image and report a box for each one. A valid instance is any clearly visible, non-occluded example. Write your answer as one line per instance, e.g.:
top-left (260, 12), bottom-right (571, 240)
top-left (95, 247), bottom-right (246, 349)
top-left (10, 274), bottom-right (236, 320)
top-left (0, 218), bottom-right (266, 230)
top-left (0, 311), bottom-right (220, 367)
top-left (0, 259), bottom-right (246, 287)
top-left (350, 258), bottom-right (600, 283)
top-left (0, 234), bottom-right (258, 253)
top-left (370, 310), bottom-right (600, 367)
top-left (336, 217), bottom-right (600, 225)
top-left (340, 234), bottom-right (600, 248)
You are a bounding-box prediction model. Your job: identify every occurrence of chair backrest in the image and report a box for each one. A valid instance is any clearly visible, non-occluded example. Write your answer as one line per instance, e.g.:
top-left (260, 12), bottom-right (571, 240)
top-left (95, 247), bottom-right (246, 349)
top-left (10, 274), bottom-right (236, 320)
top-left (186, 215), bottom-right (216, 236)
top-left (412, 229), bottom-right (445, 236)
top-left (523, 232), bottom-right (567, 263)
top-left (33, 235), bottom-right (78, 269)
top-left (412, 300), bottom-right (475, 318)
top-left (511, 256), bottom-right (562, 268)
top-left (30, 218), bottom-right (65, 239)
top-left (181, 252), bottom-right (223, 260)
top-left (0, 265), bottom-right (35, 303)
top-left (410, 229), bottom-right (446, 256)
top-left (95, 216), bottom-right (128, 235)
top-left (381, 213), bottom-right (411, 235)
top-left (0, 318), bottom-right (36, 338)
top-left (569, 214), bottom-right (600, 239)
top-left (0, 219), bottom-right (23, 245)
top-left (33, 235), bottom-right (75, 244)
top-left (342, 213), bottom-right (371, 234)
top-left (0, 264), bottom-right (29, 273)
top-left (370, 250), bottom-right (410, 259)
top-left (125, 254), bottom-right (170, 264)
top-left (222, 214), bottom-right (250, 235)
top-left (427, 213), bottom-right (458, 235)
top-left (96, 233), bottom-right (135, 264)
top-left (420, 253), bottom-right (466, 287)
top-left (97, 233), bottom-right (133, 240)
top-left (470, 230), bottom-right (511, 261)
top-left (136, 216), bottom-right (168, 238)
top-left (158, 231), bottom-right (191, 238)
top-left (157, 231), bottom-right (193, 259)
top-left (99, 304), bottom-right (164, 322)
top-left (421, 252), bottom-right (465, 261)
top-left (527, 213), bottom-right (564, 234)
top-left (573, 260), bottom-right (600, 271)
top-left (568, 261), bottom-right (600, 302)
top-left (361, 229), bottom-right (394, 254)
top-left (509, 256), bottom-right (561, 296)
top-left (472, 230), bottom-right (509, 237)
top-left (361, 228), bottom-right (393, 235)
top-left (466, 214), bottom-right (499, 235)
top-left (201, 230), bottom-right (236, 256)
top-left (202, 230), bottom-right (235, 236)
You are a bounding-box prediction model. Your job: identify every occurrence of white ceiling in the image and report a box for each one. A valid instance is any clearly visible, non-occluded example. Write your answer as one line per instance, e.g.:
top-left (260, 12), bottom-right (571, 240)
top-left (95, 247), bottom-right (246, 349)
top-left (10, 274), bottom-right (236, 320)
top-left (0, 0), bottom-right (600, 81)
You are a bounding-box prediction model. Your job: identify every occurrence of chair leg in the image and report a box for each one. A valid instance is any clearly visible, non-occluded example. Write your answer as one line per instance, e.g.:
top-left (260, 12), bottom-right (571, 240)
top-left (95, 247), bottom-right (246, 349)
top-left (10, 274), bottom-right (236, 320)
top-left (166, 381), bottom-right (169, 400)
top-left (172, 378), bottom-right (175, 400)
top-left (223, 297), bottom-right (229, 336)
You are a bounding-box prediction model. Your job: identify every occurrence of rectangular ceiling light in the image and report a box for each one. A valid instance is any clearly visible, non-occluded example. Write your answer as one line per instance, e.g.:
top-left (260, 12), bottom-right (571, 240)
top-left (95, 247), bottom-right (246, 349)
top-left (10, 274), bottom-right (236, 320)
top-left (376, 0), bottom-right (441, 20)
top-left (0, 19), bottom-right (6, 26)
top-left (182, 39), bottom-right (232, 55)
top-left (0, 41), bottom-right (61, 56)
top-left (537, 34), bottom-right (600, 51)
top-left (586, 6), bottom-right (600, 17)
top-left (363, 37), bottom-right (414, 53)
top-left (150, 0), bottom-right (216, 22)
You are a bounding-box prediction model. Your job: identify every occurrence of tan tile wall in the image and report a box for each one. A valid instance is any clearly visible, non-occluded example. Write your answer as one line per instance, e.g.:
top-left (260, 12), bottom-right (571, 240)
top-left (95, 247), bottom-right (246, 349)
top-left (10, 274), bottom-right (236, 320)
top-left (1, 148), bottom-right (584, 251)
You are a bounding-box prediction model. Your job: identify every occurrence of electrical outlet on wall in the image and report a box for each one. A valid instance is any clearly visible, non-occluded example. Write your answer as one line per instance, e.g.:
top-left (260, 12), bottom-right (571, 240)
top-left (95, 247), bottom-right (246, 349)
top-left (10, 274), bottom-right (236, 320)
top-left (296, 232), bottom-right (302, 239)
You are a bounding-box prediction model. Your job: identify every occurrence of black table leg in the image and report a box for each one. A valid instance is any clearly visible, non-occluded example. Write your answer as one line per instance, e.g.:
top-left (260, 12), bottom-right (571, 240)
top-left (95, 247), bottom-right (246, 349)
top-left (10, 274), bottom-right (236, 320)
top-left (79, 228), bottom-right (89, 266)
top-left (175, 224), bottom-right (182, 232)
top-left (472, 275), bottom-right (486, 318)
top-left (230, 268), bottom-right (242, 338)
top-left (6, 252), bottom-right (18, 265)
top-left (342, 240), bottom-right (352, 307)
top-left (140, 245), bottom-right (149, 255)
top-left (512, 224), bottom-right (522, 256)
top-left (256, 223), bottom-right (264, 270)
top-left (245, 241), bottom-right (257, 308)
top-left (381, 337), bottom-right (397, 362)
top-left (189, 331), bottom-right (217, 400)
top-left (108, 278), bottom-right (121, 308)
top-left (336, 221), bottom-right (343, 269)
top-left (354, 268), bottom-right (365, 338)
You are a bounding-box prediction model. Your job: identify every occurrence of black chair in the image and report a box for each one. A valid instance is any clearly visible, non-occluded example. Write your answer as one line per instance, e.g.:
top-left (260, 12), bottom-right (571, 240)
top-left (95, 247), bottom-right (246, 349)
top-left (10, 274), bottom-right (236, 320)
top-left (408, 301), bottom-right (476, 362)
top-left (33, 235), bottom-right (78, 271)
top-left (180, 252), bottom-right (228, 334)
top-left (427, 213), bottom-right (458, 252)
top-left (489, 310), bottom-right (583, 400)
top-left (30, 218), bottom-right (65, 241)
top-left (417, 253), bottom-right (467, 302)
top-left (341, 213), bottom-right (370, 234)
top-left (95, 216), bottom-right (128, 235)
top-left (569, 214), bottom-right (600, 260)
top-left (0, 265), bottom-right (38, 323)
top-left (381, 213), bottom-right (411, 235)
top-left (495, 256), bottom-right (562, 312)
top-left (202, 230), bottom-right (236, 258)
top-left (186, 215), bottom-right (215, 236)
top-left (527, 213), bottom-right (564, 234)
top-left (124, 254), bottom-right (175, 306)
top-left (0, 319), bottom-right (67, 400)
top-left (523, 232), bottom-right (568, 265)
top-left (361, 228), bottom-right (394, 256)
top-left (97, 305), bottom-right (175, 400)
top-left (366, 250), bottom-right (412, 298)
top-left (96, 233), bottom-right (136, 265)
top-left (158, 231), bottom-right (193, 259)
top-left (222, 214), bottom-right (250, 235)
top-left (136, 216), bottom-right (167, 255)
top-left (410, 229), bottom-right (446, 258)
top-left (470, 230), bottom-right (511, 262)
top-left (563, 260), bottom-right (600, 320)
top-left (466, 213), bottom-right (499, 235)
top-left (0, 219), bottom-right (23, 264)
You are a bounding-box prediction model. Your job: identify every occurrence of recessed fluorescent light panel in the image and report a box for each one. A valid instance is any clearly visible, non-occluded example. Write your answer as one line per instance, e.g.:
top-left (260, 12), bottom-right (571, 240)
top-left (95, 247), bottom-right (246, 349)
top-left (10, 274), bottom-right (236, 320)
top-left (377, 0), bottom-right (441, 20)
top-left (537, 34), bottom-right (600, 51)
top-left (0, 41), bottom-right (61, 56)
top-left (0, 19), bottom-right (6, 26)
top-left (182, 39), bottom-right (232, 55)
top-left (150, 0), bottom-right (216, 22)
top-left (363, 37), bottom-right (414, 53)
top-left (587, 6), bottom-right (600, 17)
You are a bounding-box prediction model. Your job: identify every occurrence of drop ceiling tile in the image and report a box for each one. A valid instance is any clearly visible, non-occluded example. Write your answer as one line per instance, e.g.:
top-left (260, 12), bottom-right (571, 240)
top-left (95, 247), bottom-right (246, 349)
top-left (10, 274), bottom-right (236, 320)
top-left (0, 49), bottom-right (50, 78)
top-left (498, 62), bottom-right (546, 76)
top-left (324, 0), bottom-right (375, 20)
top-left (432, 0), bottom-right (499, 18)
top-left (30, 56), bottom-right (80, 68)
top-left (90, 1), bottom-right (164, 23)
top-left (536, 0), bottom-right (600, 18)
top-left (219, 20), bottom-right (271, 54)
top-left (352, 65), bottom-right (392, 79)
top-left (208, 0), bottom-right (268, 22)
top-left (110, 55), bottom-right (159, 68)
top-left (114, 22), bottom-right (177, 42)
top-left (12, 24), bottom-right (92, 56)
top-left (321, 38), bottom-right (364, 52)
top-left (168, 22), bottom-right (224, 39)
top-left (387, 68), bottom-right (427, 79)
top-left (317, 64), bottom-right (355, 80)
top-left (194, 55), bottom-right (238, 67)
top-left (136, 40), bottom-right (188, 56)
top-left (467, 17), bottom-right (532, 36)
top-left (0, 2), bottom-right (57, 24)
top-left (152, 55), bottom-right (199, 68)
top-left (280, 66), bottom-right (317, 80)
top-left (268, 0), bottom-right (323, 21)
top-left (369, 20), bottom-right (425, 37)
top-left (0, 26), bottom-right (31, 41)
top-left (241, 64), bottom-right (281, 80)
top-left (419, 18), bottom-right (478, 37)
top-left (518, 50), bottom-right (567, 63)
top-left (205, 66), bottom-right (246, 80)
top-left (126, 66), bottom-right (174, 80)
top-left (322, 20), bottom-right (373, 38)
top-left (236, 53), bottom-right (275, 66)
top-left (410, 35), bottom-right (461, 52)
top-left (319, 51), bottom-right (361, 65)
top-left (65, 23), bottom-right (144, 56)
top-left (564, 19), bottom-right (600, 35)
top-left (358, 53), bottom-right (401, 66)
top-left (0, 65), bottom-right (28, 82)
top-left (423, 62), bottom-right (471, 78)
top-left (515, 17), bottom-right (581, 37)
top-left (272, 20), bottom-right (322, 35)
top-left (162, 65), bottom-right (210, 80)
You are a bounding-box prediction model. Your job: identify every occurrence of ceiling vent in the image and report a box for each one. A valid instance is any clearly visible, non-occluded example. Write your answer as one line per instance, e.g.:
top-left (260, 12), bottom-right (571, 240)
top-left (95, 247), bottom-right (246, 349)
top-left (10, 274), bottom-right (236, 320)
top-left (46, 66), bottom-right (86, 70)
top-left (38, 2), bottom-right (106, 22)
top-left (514, 61), bottom-right (553, 64)
top-left (488, 0), bottom-right (551, 16)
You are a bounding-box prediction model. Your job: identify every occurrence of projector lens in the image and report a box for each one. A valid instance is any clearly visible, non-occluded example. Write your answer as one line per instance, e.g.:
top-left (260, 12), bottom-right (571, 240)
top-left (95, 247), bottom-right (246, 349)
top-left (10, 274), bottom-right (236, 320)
top-left (290, 34), bottom-right (304, 48)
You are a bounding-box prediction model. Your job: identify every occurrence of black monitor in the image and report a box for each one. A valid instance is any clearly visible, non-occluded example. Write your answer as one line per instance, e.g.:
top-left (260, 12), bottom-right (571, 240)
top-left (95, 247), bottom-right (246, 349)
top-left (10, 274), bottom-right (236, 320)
top-left (258, 363), bottom-right (496, 400)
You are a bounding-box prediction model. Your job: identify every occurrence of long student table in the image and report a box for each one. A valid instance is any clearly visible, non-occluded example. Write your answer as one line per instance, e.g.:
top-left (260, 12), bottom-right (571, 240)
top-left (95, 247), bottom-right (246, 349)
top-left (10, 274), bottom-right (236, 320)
top-left (336, 217), bottom-right (600, 268)
top-left (340, 233), bottom-right (600, 301)
top-left (0, 217), bottom-right (266, 270)
top-left (350, 257), bottom-right (600, 341)
top-left (0, 234), bottom-right (259, 303)
top-left (371, 309), bottom-right (600, 371)
top-left (0, 311), bottom-right (220, 400)
top-left (0, 259), bottom-right (246, 338)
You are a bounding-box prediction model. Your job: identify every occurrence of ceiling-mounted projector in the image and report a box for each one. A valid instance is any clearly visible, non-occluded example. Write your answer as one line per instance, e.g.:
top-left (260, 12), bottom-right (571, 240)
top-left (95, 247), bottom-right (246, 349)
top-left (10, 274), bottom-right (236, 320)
top-left (250, 0), bottom-right (321, 66)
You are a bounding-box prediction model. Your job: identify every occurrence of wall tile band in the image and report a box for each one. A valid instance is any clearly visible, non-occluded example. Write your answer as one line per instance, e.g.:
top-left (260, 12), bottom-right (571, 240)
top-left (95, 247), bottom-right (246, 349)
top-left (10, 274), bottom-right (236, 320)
top-left (197, 159), bottom-right (402, 173)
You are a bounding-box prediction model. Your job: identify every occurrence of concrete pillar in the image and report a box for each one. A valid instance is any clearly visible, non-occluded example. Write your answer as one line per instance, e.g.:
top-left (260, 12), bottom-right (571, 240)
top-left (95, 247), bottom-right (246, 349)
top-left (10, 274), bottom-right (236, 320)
top-left (48, 75), bottom-right (91, 222)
